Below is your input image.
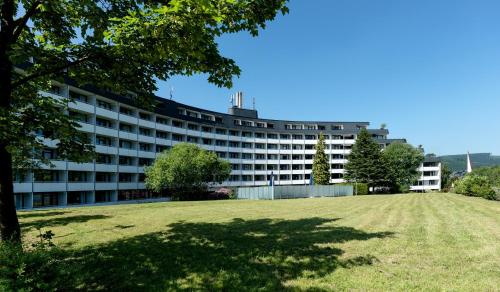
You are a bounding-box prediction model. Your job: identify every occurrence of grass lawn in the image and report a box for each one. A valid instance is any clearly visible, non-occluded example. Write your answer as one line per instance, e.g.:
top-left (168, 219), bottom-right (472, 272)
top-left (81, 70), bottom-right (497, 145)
top-left (18, 193), bottom-right (500, 291)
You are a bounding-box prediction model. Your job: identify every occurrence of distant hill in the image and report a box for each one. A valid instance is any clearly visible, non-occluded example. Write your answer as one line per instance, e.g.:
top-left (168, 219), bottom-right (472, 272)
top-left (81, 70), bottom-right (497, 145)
top-left (439, 153), bottom-right (500, 172)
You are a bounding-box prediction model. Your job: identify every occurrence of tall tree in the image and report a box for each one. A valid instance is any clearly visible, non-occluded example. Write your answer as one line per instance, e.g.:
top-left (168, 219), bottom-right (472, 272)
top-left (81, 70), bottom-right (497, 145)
top-left (382, 142), bottom-right (424, 192)
top-left (312, 133), bottom-right (330, 185)
top-left (344, 128), bottom-right (387, 190)
top-left (0, 0), bottom-right (288, 242)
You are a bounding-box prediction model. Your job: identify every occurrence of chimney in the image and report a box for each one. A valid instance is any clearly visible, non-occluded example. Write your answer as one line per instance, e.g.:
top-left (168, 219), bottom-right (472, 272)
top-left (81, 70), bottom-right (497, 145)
top-left (235, 91), bottom-right (243, 108)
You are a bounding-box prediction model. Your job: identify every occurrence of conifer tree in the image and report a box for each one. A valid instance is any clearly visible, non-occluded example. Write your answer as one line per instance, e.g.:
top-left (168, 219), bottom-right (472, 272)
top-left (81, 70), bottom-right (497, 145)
top-left (312, 133), bottom-right (330, 185)
top-left (344, 128), bottom-right (388, 189)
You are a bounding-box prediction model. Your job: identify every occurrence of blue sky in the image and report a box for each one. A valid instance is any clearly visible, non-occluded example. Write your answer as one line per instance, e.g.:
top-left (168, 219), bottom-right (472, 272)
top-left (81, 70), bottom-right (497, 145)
top-left (156, 0), bottom-right (500, 156)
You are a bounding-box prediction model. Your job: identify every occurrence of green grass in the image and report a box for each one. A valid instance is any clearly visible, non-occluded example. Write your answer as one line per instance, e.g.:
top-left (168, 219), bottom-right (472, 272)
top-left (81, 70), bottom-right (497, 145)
top-left (18, 193), bottom-right (500, 291)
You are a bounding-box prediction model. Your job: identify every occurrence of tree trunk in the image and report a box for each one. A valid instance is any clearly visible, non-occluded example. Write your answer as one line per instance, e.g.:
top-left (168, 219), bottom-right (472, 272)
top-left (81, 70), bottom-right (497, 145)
top-left (0, 14), bottom-right (21, 241)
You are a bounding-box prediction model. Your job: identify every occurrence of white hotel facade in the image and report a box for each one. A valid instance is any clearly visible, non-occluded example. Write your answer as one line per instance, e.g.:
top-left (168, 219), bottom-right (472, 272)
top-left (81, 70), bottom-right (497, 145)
top-left (15, 83), bottom-right (418, 209)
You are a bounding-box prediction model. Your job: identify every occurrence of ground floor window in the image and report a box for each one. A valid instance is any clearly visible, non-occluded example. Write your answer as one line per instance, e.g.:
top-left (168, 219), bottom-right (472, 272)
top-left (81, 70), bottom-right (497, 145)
top-left (33, 192), bottom-right (60, 208)
top-left (95, 190), bottom-right (114, 203)
top-left (15, 193), bottom-right (31, 209)
top-left (118, 189), bottom-right (162, 201)
top-left (67, 191), bottom-right (92, 205)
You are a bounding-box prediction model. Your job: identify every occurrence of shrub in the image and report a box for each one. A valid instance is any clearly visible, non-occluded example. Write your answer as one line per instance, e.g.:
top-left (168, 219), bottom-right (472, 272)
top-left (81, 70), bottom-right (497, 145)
top-left (0, 230), bottom-right (67, 291)
top-left (454, 175), bottom-right (496, 200)
top-left (353, 183), bottom-right (369, 195)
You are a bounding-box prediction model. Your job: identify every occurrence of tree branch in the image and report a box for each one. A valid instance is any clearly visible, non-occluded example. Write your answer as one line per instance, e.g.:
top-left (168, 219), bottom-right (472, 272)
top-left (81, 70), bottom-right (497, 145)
top-left (11, 0), bottom-right (44, 42)
top-left (12, 55), bottom-right (92, 88)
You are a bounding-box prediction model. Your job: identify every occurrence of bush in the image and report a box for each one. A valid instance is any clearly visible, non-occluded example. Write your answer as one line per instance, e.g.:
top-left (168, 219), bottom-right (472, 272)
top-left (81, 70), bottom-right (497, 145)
top-left (353, 183), bottom-right (369, 195)
top-left (454, 175), bottom-right (496, 200)
top-left (0, 230), bottom-right (67, 291)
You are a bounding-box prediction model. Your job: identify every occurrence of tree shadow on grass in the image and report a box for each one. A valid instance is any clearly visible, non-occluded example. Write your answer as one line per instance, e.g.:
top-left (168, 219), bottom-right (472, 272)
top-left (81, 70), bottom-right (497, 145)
top-left (20, 215), bottom-right (111, 231)
top-left (55, 217), bottom-right (393, 291)
top-left (18, 211), bottom-right (71, 219)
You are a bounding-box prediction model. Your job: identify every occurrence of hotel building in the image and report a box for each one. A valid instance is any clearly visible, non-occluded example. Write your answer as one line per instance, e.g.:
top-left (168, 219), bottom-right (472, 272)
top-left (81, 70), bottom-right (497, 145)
top-left (14, 84), bottom-right (405, 209)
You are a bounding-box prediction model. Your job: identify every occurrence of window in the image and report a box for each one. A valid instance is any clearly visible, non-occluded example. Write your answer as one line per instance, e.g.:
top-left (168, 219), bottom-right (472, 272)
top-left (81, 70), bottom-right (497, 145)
top-left (172, 120), bottom-right (184, 128)
top-left (216, 152), bottom-right (226, 158)
top-left (139, 112), bottom-right (151, 121)
top-left (292, 134), bottom-right (303, 139)
top-left (96, 136), bottom-right (113, 146)
top-left (139, 143), bottom-right (152, 152)
top-left (216, 140), bottom-right (226, 146)
top-left (292, 144), bottom-right (303, 150)
top-left (280, 134), bottom-right (290, 139)
top-left (96, 154), bottom-right (113, 164)
top-left (156, 117), bottom-right (169, 125)
top-left (255, 132), bottom-right (265, 138)
top-left (119, 140), bottom-right (134, 149)
top-left (156, 131), bottom-right (169, 139)
top-left (267, 133), bottom-right (278, 139)
top-left (202, 126), bottom-right (213, 133)
top-left (96, 172), bottom-right (113, 182)
top-left (229, 130), bottom-right (239, 136)
top-left (201, 114), bottom-right (214, 121)
top-left (49, 85), bottom-right (61, 95)
top-left (172, 134), bottom-right (184, 141)
top-left (202, 138), bottom-right (212, 145)
top-left (305, 154), bottom-right (314, 160)
top-left (68, 171), bottom-right (89, 182)
top-left (280, 154), bottom-right (290, 160)
top-left (255, 164), bottom-right (265, 170)
top-left (332, 125), bottom-right (344, 130)
top-left (229, 152), bottom-right (240, 159)
top-left (69, 111), bottom-right (88, 123)
top-left (242, 142), bottom-right (252, 148)
top-left (119, 123), bottom-right (134, 133)
top-left (69, 91), bottom-right (88, 103)
top-left (216, 128), bottom-right (227, 135)
top-left (305, 144), bottom-right (315, 150)
top-left (139, 127), bottom-right (152, 136)
top-left (97, 99), bottom-right (113, 110)
top-left (231, 164), bottom-right (240, 170)
top-left (187, 136), bottom-right (199, 143)
top-left (280, 144), bottom-right (291, 150)
top-left (188, 123), bottom-right (199, 131)
top-left (41, 148), bottom-right (58, 160)
top-left (139, 158), bottom-right (153, 166)
top-left (119, 173), bottom-right (133, 182)
top-left (242, 153), bottom-right (253, 159)
top-left (96, 117), bottom-right (113, 128)
top-left (267, 144), bottom-right (278, 150)
top-left (156, 145), bottom-right (169, 153)
top-left (305, 135), bottom-right (316, 140)
top-left (119, 107), bottom-right (134, 116)
top-left (229, 141), bottom-right (240, 148)
top-left (255, 143), bottom-right (265, 149)
top-left (267, 154), bottom-right (278, 160)
top-left (256, 122), bottom-right (266, 128)
top-left (242, 131), bottom-right (252, 137)
top-left (119, 156), bottom-right (134, 165)
top-left (255, 154), bottom-right (266, 160)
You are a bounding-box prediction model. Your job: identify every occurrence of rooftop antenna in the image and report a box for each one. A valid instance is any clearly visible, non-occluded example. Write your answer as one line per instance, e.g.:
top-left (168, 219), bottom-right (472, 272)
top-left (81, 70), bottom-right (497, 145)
top-left (169, 86), bottom-right (174, 100)
top-left (252, 97), bottom-right (255, 110)
top-left (229, 94), bottom-right (234, 107)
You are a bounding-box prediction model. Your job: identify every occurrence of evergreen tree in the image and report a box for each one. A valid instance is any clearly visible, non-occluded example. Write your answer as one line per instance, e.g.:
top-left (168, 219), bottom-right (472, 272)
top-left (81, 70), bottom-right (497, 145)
top-left (344, 128), bottom-right (388, 189)
top-left (312, 133), bottom-right (330, 185)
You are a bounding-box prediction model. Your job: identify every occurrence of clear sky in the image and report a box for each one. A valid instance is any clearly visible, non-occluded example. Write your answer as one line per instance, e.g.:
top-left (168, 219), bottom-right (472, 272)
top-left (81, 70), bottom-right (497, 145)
top-left (156, 0), bottom-right (500, 156)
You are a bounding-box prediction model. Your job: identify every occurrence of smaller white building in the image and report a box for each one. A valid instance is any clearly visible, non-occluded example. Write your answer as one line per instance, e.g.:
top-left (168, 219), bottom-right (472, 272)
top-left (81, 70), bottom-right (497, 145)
top-left (410, 156), bottom-right (442, 192)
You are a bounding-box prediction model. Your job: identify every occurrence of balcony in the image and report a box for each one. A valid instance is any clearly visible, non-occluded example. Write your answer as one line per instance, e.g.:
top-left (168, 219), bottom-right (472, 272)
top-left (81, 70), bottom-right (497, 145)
top-left (118, 182), bottom-right (138, 190)
top-left (96, 126), bottom-right (118, 137)
top-left (95, 145), bottom-right (118, 155)
top-left (14, 183), bottom-right (32, 193)
top-left (95, 182), bottom-right (117, 190)
top-left (33, 182), bottom-right (66, 192)
top-left (67, 182), bottom-right (94, 191)
top-left (67, 162), bottom-right (94, 171)
top-left (138, 119), bottom-right (155, 129)
top-left (118, 165), bottom-right (138, 173)
top-left (119, 114), bottom-right (137, 124)
top-left (118, 148), bottom-right (136, 156)
top-left (138, 151), bottom-right (155, 159)
top-left (77, 122), bottom-right (94, 133)
top-left (119, 131), bottom-right (137, 141)
top-left (69, 100), bottom-right (94, 113)
top-left (95, 163), bottom-right (118, 172)
top-left (96, 107), bottom-right (118, 120)
top-left (138, 135), bottom-right (155, 144)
